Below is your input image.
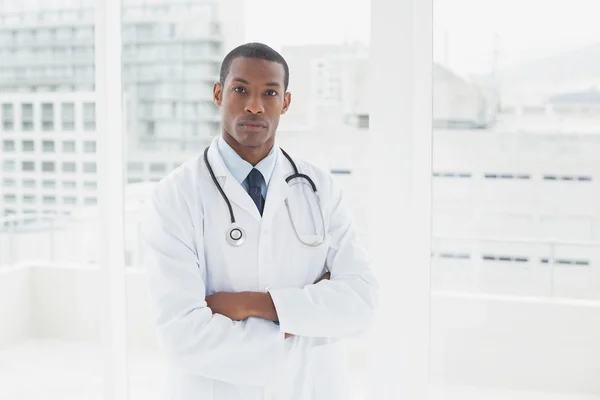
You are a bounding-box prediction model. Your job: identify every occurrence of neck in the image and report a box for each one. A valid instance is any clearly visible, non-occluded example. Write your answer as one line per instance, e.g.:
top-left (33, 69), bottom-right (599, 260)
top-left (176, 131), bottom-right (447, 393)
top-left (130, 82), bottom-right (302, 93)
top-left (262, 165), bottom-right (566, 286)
top-left (223, 133), bottom-right (274, 166)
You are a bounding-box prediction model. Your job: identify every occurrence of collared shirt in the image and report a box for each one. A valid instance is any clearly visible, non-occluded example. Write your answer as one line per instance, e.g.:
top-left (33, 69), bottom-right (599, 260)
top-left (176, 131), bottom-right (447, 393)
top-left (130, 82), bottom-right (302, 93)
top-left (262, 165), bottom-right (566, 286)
top-left (217, 135), bottom-right (278, 199)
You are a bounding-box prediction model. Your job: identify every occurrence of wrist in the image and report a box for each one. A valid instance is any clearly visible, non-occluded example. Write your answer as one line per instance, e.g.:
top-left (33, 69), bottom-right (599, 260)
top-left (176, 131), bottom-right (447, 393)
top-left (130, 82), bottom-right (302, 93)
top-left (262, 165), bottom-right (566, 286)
top-left (244, 291), bottom-right (277, 321)
top-left (242, 291), bottom-right (260, 318)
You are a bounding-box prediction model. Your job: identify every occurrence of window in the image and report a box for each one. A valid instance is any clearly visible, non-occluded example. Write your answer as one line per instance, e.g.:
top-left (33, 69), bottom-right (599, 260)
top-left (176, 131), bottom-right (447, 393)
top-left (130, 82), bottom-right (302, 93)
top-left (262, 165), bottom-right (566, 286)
top-left (62, 162), bottom-right (76, 173)
top-left (3, 160), bottom-right (15, 172)
top-left (42, 140), bottom-right (55, 152)
top-left (2, 140), bottom-right (15, 151)
top-left (2, 103), bottom-right (14, 130)
top-left (62, 181), bottom-right (76, 189)
top-left (84, 197), bottom-right (97, 206)
top-left (42, 161), bottom-right (55, 172)
top-left (22, 140), bottom-right (34, 152)
top-left (83, 162), bottom-right (97, 173)
top-left (2, 178), bottom-right (16, 187)
top-left (127, 162), bottom-right (144, 173)
top-left (61, 102), bottom-right (75, 131)
top-left (149, 163), bottom-right (166, 173)
top-left (23, 195), bottom-right (36, 204)
top-left (84, 141), bottom-right (96, 153)
top-left (43, 196), bottom-right (57, 205)
top-left (21, 161), bottom-right (35, 172)
top-left (83, 102), bottom-right (95, 131)
top-left (84, 181), bottom-right (97, 190)
top-left (62, 141), bottom-right (76, 152)
top-left (41, 103), bottom-right (54, 131)
top-left (63, 196), bottom-right (77, 205)
top-left (42, 180), bottom-right (56, 189)
top-left (3, 194), bottom-right (16, 203)
top-left (23, 179), bottom-right (36, 188)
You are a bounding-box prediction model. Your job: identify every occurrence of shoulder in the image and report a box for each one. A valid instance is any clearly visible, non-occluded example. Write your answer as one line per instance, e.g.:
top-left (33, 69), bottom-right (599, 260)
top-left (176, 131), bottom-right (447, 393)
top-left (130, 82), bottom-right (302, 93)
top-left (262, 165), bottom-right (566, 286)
top-left (147, 155), bottom-right (204, 214)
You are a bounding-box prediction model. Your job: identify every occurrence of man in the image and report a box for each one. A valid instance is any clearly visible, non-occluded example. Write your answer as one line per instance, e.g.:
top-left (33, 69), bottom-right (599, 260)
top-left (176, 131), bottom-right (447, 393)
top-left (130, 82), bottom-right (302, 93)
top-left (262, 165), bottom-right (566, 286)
top-left (143, 42), bottom-right (378, 400)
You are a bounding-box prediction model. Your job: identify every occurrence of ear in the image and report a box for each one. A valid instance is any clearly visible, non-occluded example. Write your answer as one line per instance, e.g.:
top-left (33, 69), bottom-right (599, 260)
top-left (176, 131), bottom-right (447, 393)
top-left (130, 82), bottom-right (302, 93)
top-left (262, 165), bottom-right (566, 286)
top-left (213, 82), bottom-right (223, 107)
top-left (281, 92), bottom-right (292, 115)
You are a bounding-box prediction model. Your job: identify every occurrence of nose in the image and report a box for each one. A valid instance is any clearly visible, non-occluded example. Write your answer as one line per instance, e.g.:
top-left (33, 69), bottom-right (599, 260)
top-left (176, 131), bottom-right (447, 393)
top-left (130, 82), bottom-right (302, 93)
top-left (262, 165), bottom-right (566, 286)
top-left (244, 93), bottom-right (264, 114)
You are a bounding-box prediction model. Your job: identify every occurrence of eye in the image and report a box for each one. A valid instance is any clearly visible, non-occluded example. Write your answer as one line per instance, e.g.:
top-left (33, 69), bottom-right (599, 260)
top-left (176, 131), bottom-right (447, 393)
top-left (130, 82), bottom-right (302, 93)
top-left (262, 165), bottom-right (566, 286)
top-left (233, 86), bottom-right (247, 93)
top-left (265, 89), bottom-right (278, 97)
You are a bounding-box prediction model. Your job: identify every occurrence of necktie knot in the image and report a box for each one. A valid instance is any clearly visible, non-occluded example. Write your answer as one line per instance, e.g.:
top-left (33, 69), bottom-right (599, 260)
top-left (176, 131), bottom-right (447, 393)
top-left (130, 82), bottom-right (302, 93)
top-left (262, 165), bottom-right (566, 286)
top-left (246, 168), bottom-right (264, 190)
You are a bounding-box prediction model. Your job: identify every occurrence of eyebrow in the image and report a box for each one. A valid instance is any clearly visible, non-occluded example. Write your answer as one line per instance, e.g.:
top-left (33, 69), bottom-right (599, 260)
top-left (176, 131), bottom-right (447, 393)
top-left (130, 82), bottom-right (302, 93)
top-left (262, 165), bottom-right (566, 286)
top-left (232, 77), bottom-right (281, 87)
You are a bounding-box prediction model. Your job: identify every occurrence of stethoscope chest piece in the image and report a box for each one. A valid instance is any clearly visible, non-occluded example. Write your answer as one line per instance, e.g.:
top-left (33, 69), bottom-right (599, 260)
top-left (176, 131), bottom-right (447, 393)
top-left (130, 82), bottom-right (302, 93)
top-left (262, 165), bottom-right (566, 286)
top-left (226, 224), bottom-right (246, 247)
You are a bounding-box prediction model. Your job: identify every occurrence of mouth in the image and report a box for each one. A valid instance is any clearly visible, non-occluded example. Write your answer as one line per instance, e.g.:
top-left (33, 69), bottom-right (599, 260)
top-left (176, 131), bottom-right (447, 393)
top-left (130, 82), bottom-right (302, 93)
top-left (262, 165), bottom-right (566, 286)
top-left (238, 120), bottom-right (267, 131)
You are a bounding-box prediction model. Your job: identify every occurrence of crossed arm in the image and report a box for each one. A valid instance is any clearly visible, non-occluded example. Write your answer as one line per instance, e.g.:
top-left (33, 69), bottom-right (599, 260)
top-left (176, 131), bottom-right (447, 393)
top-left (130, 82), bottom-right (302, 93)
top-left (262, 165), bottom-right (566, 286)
top-left (143, 175), bottom-right (377, 384)
top-left (205, 272), bottom-right (331, 338)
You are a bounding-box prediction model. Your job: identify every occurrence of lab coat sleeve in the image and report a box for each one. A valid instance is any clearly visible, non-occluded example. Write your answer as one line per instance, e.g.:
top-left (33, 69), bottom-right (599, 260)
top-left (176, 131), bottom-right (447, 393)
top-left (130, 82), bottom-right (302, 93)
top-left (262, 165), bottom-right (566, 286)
top-left (268, 173), bottom-right (379, 338)
top-left (142, 182), bottom-right (286, 386)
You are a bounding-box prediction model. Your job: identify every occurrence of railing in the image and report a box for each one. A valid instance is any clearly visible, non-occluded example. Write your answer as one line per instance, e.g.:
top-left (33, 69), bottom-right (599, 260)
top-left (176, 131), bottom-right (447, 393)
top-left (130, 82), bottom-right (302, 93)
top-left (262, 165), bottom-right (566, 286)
top-left (431, 234), bottom-right (600, 299)
top-left (3, 213), bottom-right (600, 297)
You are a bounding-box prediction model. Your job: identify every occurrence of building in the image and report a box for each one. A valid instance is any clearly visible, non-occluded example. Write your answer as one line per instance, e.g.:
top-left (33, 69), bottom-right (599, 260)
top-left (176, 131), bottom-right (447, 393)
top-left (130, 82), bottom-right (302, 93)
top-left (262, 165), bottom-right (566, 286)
top-left (0, 92), bottom-right (98, 221)
top-left (0, 0), bottom-right (243, 219)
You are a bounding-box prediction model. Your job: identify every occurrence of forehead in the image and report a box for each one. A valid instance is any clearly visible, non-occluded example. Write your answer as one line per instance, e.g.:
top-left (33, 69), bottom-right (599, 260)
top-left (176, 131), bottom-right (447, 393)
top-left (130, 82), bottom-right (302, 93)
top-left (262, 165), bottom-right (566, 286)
top-left (226, 57), bottom-right (285, 85)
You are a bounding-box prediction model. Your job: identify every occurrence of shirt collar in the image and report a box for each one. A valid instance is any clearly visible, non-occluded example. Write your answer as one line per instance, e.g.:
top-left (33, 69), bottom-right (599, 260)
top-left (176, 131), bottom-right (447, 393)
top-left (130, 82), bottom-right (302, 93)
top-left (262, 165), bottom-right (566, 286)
top-left (217, 135), bottom-right (278, 186)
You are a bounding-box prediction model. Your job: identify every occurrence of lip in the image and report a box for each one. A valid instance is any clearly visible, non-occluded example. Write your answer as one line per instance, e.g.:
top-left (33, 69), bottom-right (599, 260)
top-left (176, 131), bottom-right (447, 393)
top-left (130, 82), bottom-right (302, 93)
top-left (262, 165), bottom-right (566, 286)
top-left (238, 119), bottom-right (268, 131)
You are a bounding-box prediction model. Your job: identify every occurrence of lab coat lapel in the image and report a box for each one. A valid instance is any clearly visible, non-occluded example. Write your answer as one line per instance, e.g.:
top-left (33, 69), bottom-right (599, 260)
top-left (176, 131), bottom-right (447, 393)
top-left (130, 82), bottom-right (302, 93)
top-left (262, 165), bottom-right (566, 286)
top-left (206, 139), bottom-right (262, 222)
top-left (262, 148), bottom-right (293, 226)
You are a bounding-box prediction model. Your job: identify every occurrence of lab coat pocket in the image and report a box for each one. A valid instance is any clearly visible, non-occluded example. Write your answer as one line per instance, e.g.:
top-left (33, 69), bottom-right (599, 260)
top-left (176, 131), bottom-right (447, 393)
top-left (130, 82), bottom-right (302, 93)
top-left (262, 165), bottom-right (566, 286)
top-left (309, 341), bottom-right (352, 400)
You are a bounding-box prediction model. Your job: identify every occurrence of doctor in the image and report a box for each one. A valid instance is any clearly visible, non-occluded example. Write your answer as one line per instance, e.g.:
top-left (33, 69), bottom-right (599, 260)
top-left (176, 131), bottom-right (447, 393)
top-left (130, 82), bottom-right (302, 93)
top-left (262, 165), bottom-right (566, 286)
top-left (143, 42), bottom-right (378, 400)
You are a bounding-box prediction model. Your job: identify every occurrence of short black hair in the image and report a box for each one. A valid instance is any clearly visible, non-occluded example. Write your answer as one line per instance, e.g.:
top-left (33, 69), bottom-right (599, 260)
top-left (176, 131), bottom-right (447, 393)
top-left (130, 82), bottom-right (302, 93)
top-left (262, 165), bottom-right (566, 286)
top-left (219, 42), bottom-right (290, 91)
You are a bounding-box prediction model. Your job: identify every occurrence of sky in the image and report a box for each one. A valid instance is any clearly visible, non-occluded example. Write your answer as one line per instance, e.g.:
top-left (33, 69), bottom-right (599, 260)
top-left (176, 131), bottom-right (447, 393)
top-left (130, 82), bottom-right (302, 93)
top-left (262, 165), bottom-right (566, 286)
top-left (244, 0), bottom-right (600, 76)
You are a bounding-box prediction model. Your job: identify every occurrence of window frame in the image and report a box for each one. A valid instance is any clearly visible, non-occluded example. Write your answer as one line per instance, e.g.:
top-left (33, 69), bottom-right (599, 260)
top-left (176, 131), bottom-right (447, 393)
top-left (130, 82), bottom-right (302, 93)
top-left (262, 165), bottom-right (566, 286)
top-left (365, 0), bottom-right (432, 398)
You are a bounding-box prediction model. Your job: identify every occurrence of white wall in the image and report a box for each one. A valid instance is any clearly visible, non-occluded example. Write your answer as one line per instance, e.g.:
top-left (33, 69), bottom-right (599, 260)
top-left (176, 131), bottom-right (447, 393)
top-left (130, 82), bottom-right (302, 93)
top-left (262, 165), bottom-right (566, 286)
top-left (0, 265), bottom-right (31, 347)
top-left (0, 264), bottom-right (158, 350)
top-left (430, 292), bottom-right (600, 395)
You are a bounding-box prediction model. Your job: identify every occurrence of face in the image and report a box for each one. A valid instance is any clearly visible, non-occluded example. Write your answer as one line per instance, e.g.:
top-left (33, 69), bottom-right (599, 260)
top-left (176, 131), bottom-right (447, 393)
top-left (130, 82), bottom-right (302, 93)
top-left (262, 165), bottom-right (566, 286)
top-left (213, 57), bottom-right (291, 155)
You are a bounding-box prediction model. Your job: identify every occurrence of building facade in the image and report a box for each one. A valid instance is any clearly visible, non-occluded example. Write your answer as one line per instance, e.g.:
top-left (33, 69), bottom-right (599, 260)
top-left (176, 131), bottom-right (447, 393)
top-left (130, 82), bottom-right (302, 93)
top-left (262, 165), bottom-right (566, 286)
top-left (0, 0), bottom-right (242, 219)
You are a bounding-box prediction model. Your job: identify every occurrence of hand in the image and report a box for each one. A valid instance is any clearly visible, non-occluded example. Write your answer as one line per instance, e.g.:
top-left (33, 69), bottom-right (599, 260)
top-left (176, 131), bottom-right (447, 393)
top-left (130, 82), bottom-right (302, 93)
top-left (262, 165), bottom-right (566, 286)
top-left (205, 292), bottom-right (250, 321)
top-left (314, 270), bottom-right (331, 284)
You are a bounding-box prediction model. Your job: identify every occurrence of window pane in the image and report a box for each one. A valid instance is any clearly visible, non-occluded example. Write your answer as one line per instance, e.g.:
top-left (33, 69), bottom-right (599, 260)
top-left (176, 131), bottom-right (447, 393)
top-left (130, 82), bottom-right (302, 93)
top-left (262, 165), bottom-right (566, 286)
top-left (431, 1), bottom-right (600, 398)
top-left (62, 162), bottom-right (76, 173)
top-left (41, 103), bottom-right (54, 131)
top-left (2, 160), bottom-right (15, 172)
top-left (21, 161), bottom-right (35, 172)
top-left (42, 140), bottom-right (55, 152)
top-left (1, 8), bottom-right (104, 399)
top-left (21, 103), bottom-right (34, 130)
top-left (83, 102), bottom-right (95, 131)
top-left (83, 162), bottom-right (97, 174)
top-left (22, 140), bottom-right (35, 151)
top-left (42, 180), bottom-right (56, 189)
top-left (62, 141), bottom-right (76, 152)
top-left (83, 181), bottom-right (97, 190)
top-left (2, 103), bottom-right (14, 131)
top-left (122, 1), bottom-right (374, 399)
top-left (2, 140), bottom-right (15, 151)
top-left (84, 141), bottom-right (96, 153)
top-left (42, 161), bottom-right (55, 172)
top-left (3, 178), bottom-right (16, 187)
top-left (61, 102), bottom-right (75, 131)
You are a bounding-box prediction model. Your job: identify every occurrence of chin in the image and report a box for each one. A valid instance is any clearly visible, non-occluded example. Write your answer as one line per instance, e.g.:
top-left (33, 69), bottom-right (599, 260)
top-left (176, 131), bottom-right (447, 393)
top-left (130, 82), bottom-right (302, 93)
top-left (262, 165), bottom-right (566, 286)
top-left (235, 132), bottom-right (273, 148)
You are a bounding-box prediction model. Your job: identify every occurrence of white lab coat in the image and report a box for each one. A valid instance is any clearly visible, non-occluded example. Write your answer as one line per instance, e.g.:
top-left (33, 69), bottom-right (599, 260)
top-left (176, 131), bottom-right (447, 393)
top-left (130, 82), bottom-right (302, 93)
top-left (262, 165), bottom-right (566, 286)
top-left (142, 137), bottom-right (378, 400)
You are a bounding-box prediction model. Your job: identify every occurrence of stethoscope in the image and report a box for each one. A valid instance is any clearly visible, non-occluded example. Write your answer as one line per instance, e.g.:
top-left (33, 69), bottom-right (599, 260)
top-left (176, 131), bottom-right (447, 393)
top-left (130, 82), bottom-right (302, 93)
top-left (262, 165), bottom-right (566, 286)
top-left (203, 146), bottom-right (326, 247)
